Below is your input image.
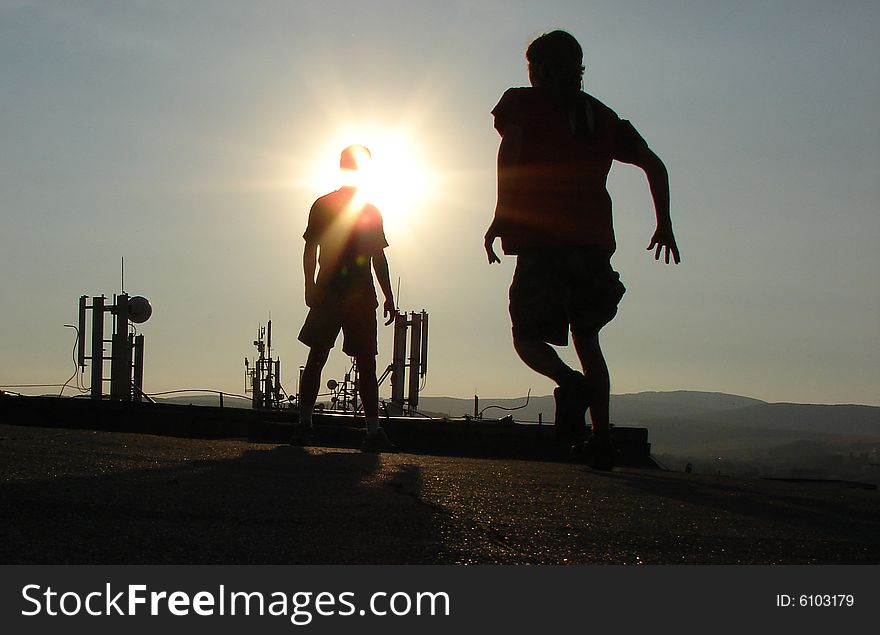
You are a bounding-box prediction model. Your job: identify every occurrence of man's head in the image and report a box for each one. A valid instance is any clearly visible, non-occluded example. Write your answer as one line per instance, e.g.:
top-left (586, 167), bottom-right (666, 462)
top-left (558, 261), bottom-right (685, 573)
top-left (526, 30), bottom-right (584, 92)
top-left (340, 144), bottom-right (372, 171)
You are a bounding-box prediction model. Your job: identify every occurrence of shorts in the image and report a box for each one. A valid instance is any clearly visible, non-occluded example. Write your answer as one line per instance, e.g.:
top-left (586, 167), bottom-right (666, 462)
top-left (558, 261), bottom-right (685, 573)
top-left (508, 246), bottom-right (625, 345)
top-left (298, 292), bottom-right (379, 357)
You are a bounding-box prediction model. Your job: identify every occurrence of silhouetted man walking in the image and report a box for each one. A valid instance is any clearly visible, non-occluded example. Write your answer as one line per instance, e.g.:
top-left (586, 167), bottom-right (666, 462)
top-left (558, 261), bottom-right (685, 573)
top-left (485, 30), bottom-right (680, 469)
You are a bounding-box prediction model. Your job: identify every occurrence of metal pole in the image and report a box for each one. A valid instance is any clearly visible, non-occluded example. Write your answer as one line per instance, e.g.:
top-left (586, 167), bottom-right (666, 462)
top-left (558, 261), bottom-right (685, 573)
top-left (90, 296), bottom-right (104, 399)
top-left (262, 358), bottom-right (271, 410)
top-left (274, 359), bottom-right (281, 408)
top-left (252, 365), bottom-right (261, 409)
top-left (133, 334), bottom-right (145, 402)
top-left (77, 295), bottom-right (87, 371)
top-left (419, 310), bottom-right (429, 377)
top-left (408, 312), bottom-right (422, 410)
top-left (110, 294), bottom-right (131, 401)
top-left (390, 313), bottom-right (407, 407)
top-left (352, 360), bottom-right (359, 413)
top-left (254, 330), bottom-right (264, 409)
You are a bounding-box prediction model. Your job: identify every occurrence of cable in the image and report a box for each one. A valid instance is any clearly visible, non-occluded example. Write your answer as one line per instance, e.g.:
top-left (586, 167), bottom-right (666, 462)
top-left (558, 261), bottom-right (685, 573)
top-left (3, 325), bottom-right (90, 397)
top-left (146, 389), bottom-right (252, 401)
top-left (0, 383), bottom-right (70, 388)
top-left (375, 399), bottom-right (437, 420)
top-left (478, 389), bottom-right (531, 418)
top-left (0, 384), bottom-right (89, 398)
top-left (406, 407), bottom-right (438, 419)
top-left (59, 325), bottom-right (88, 397)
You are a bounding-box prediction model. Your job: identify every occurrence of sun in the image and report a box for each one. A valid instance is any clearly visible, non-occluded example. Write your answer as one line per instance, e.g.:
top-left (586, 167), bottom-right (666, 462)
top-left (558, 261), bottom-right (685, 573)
top-left (309, 126), bottom-right (434, 230)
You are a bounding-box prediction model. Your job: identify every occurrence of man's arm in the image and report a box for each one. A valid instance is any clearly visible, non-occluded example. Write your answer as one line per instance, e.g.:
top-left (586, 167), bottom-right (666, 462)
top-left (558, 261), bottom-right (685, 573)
top-left (303, 239), bottom-right (321, 307)
top-left (628, 143), bottom-right (680, 265)
top-left (485, 124), bottom-right (524, 264)
top-left (372, 250), bottom-right (397, 325)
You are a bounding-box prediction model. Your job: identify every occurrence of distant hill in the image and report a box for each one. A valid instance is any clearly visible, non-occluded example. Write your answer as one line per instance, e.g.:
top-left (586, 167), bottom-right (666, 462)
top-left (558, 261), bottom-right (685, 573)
top-left (421, 390), bottom-right (878, 429)
top-left (420, 391), bottom-right (879, 447)
top-left (421, 391), bottom-right (880, 482)
top-left (421, 391), bottom-right (770, 425)
top-left (611, 390), bottom-right (766, 421)
top-left (695, 402), bottom-right (880, 435)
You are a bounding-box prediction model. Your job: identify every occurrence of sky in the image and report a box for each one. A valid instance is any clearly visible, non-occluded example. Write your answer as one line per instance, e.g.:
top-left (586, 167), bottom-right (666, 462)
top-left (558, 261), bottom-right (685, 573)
top-left (1, 0), bottom-right (878, 406)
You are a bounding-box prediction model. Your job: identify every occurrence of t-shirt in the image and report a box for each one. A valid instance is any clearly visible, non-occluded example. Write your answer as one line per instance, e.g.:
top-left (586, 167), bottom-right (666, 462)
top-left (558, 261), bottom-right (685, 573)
top-left (491, 87), bottom-right (648, 255)
top-left (303, 187), bottom-right (389, 298)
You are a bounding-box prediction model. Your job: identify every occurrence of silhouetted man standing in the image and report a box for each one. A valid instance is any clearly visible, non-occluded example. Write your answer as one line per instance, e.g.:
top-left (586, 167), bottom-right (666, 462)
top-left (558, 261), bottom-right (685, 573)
top-left (295, 145), bottom-right (397, 452)
top-left (485, 31), bottom-right (680, 469)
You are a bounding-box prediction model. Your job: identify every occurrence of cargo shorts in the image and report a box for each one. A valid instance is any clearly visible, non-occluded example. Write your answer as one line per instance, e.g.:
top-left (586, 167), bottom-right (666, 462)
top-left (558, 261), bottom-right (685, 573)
top-left (298, 291), bottom-right (379, 356)
top-left (508, 246), bottom-right (625, 345)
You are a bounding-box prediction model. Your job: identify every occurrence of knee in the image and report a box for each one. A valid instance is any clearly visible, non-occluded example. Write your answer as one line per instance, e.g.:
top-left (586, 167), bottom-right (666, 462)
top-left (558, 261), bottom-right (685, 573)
top-left (572, 331), bottom-right (600, 351)
top-left (572, 332), bottom-right (607, 369)
top-left (355, 355), bottom-right (377, 375)
top-left (306, 347), bottom-right (331, 369)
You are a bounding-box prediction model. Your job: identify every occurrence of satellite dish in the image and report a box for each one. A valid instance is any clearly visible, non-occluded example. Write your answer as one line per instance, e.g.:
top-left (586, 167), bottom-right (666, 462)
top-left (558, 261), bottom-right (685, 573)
top-left (327, 379), bottom-right (339, 390)
top-left (128, 296), bottom-right (153, 324)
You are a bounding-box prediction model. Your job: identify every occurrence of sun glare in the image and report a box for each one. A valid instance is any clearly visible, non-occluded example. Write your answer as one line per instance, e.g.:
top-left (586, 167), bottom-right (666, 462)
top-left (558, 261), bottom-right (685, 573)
top-left (309, 127), bottom-right (434, 230)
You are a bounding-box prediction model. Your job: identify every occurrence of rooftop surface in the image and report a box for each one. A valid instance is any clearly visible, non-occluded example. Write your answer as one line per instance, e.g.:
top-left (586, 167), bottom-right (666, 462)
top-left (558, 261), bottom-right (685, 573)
top-left (1, 421), bottom-right (878, 564)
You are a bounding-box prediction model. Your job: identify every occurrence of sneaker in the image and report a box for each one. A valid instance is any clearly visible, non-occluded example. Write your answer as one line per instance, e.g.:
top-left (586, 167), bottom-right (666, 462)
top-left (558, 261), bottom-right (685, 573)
top-left (361, 428), bottom-right (398, 453)
top-left (288, 423), bottom-right (313, 446)
top-left (570, 431), bottom-right (616, 471)
top-left (554, 373), bottom-right (590, 444)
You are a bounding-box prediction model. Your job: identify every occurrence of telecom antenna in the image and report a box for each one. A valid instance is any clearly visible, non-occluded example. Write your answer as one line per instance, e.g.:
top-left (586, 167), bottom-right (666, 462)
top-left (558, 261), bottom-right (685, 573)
top-left (378, 309), bottom-right (429, 414)
top-left (76, 287), bottom-right (153, 401)
top-left (244, 318), bottom-right (284, 410)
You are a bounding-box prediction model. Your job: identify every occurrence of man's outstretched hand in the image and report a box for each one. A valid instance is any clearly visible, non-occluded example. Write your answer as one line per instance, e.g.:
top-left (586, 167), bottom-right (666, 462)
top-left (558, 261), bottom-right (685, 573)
top-left (647, 226), bottom-right (681, 265)
top-left (383, 298), bottom-right (398, 326)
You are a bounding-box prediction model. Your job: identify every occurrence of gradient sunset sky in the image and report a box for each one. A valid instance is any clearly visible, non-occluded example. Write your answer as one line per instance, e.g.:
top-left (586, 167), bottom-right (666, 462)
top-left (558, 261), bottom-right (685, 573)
top-left (2, 0), bottom-right (878, 406)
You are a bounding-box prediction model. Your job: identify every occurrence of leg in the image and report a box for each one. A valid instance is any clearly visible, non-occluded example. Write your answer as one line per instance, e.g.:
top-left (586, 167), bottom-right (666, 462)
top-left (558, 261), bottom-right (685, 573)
top-left (356, 353), bottom-right (396, 452)
top-left (299, 346), bottom-right (331, 417)
top-left (354, 354), bottom-right (378, 419)
top-left (290, 345), bottom-right (330, 445)
top-left (509, 253), bottom-right (583, 388)
top-left (512, 337), bottom-right (579, 386)
top-left (297, 298), bottom-right (340, 418)
top-left (572, 332), bottom-right (610, 433)
top-left (566, 250), bottom-right (621, 436)
top-left (515, 336), bottom-right (588, 444)
top-left (570, 331), bottom-right (615, 470)
top-left (340, 298), bottom-right (380, 430)
top-left (509, 252), bottom-right (576, 386)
